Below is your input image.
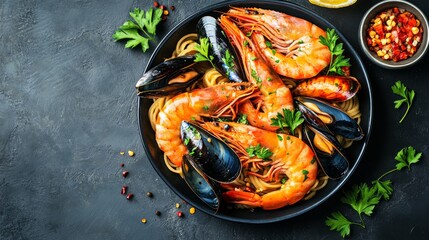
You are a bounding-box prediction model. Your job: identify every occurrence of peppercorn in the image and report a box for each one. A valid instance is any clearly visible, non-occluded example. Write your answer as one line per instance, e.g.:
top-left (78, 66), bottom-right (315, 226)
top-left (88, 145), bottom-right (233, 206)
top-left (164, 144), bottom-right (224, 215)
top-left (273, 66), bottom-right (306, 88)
top-left (155, 210), bottom-right (161, 216)
top-left (141, 218), bottom-right (147, 224)
top-left (121, 186), bottom-right (127, 195)
top-left (170, 6), bottom-right (175, 11)
top-left (153, 1), bottom-right (159, 8)
top-left (146, 192), bottom-right (153, 198)
top-left (177, 211), bottom-right (183, 217)
top-left (163, 10), bottom-right (169, 16)
top-left (126, 193), bottom-right (134, 200)
top-left (128, 150), bottom-right (135, 157)
top-left (122, 171), bottom-right (129, 178)
top-left (175, 203), bottom-right (180, 208)
top-left (160, 5), bottom-right (166, 10)
top-left (189, 207), bottom-right (196, 215)
top-left (120, 151), bottom-right (125, 155)
top-left (120, 163), bottom-right (125, 167)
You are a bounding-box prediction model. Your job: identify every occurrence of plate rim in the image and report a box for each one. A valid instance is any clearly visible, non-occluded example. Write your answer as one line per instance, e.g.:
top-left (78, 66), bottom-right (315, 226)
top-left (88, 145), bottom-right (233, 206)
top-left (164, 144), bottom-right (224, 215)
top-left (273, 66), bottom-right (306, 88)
top-left (137, 0), bottom-right (373, 224)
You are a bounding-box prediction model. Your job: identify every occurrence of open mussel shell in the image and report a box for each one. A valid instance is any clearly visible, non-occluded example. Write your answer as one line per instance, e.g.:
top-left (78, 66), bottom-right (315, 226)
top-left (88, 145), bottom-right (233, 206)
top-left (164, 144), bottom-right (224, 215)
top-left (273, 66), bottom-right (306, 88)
top-left (303, 124), bottom-right (349, 179)
top-left (196, 16), bottom-right (244, 83)
top-left (180, 121), bottom-right (241, 183)
top-left (136, 55), bottom-right (202, 98)
top-left (181, 154), bottom-right (221, 211)
top-left (295, 97), bottom-right (364, 141)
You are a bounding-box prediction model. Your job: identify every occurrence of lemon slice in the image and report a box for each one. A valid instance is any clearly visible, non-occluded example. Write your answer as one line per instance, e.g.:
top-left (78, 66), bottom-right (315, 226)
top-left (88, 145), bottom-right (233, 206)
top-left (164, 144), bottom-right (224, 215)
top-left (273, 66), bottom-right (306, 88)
top-left (309, 0), bottom-right (357, 8)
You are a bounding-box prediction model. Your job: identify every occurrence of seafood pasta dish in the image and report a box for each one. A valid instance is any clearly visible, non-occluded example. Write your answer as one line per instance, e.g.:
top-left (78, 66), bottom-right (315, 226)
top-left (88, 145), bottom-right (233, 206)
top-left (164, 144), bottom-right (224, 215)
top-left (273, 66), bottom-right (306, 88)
top-left (136, 7), bottom-right (364, 211)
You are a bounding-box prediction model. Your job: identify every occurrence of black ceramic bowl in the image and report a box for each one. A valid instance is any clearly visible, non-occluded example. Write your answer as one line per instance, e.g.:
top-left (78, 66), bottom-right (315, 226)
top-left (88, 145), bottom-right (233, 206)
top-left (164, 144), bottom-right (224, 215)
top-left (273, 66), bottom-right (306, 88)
top-left (138, 0), bottom-right (373, 223)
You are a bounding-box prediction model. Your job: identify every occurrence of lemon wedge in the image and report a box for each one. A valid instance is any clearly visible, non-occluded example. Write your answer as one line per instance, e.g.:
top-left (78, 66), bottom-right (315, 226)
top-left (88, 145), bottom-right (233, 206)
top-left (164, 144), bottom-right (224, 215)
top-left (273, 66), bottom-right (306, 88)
top-left (309, 0), bottom-right (357, 8)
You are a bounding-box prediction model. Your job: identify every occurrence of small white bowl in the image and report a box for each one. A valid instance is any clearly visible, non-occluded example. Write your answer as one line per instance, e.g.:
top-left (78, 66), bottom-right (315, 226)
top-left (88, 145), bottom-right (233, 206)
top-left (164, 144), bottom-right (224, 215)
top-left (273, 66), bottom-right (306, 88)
top-left (359, 0), bottom-right (429, 69)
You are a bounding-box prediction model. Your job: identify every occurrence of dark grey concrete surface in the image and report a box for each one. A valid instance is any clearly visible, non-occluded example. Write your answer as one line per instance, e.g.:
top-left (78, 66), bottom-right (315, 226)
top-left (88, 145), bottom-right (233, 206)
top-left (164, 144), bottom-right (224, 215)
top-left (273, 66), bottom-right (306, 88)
top-left (1, 0), bottom-right (428, 239)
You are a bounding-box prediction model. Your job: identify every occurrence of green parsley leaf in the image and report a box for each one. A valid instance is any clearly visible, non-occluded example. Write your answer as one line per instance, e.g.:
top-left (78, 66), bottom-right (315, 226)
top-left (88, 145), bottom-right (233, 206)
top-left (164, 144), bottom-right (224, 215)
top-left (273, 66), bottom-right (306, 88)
top-left (281, 177), bottom-right (288, 184)
top-left (326, 211), bottom-right (352, 238)
top-left (277, 134), bottom-right (283, 141)
top-left (237, 114), bottom-right (249, 125)
top-left (246, 144), bottom-right (273, 161)
top-left (112, 7), bottom-right (163, 52)
top-left (394, 146), bottom-right (422, 170)
top-left (319, 28), bottom-right (351, 75)
top-left (270, 108), bottom-right (304, 135)
top-left (341, 183), bottom-right (380, 217)
top-left (371, 179), bottom-right (393, 201)
top-left (391, 81), bottom-right (415, 123)
top-left (221, 49), bottom-right (235, 77)
top-left (194, 37), bottom-right (215, 68)
top-left (251, 69), bottom-right (262, 84)
top-left (302, 169), bottom-right (309, 182)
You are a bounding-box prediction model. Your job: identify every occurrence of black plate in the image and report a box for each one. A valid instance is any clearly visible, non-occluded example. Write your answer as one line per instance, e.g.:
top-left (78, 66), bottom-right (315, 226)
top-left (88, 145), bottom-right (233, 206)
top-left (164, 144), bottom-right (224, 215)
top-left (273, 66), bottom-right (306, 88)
top-left (137, 0), bottom-right (373, 223)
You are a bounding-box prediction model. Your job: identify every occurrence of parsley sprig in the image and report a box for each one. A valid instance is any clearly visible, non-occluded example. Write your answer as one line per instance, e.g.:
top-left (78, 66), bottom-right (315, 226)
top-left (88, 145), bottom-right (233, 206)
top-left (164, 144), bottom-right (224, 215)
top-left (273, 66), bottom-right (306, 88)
top-left (319, 28), bottom-right (351, 75)
top-left (194, 37), bottom-right (215, 68)
top-left (112, 7), bottom-right (163, 52)
top-left (246, 144), bottom-right (273, 161)
top-left (326, 146), bottom-right (422, 238)
top-left (270, 108), bottom-right (304, 135)
top-left (392, 80), bottom-right (415, 123)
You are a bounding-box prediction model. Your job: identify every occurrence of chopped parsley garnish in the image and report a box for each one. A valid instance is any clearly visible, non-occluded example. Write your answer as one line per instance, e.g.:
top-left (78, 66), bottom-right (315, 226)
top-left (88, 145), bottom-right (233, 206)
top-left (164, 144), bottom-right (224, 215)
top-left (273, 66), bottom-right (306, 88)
top-left (222, 49), bottom-right (235, 77)
top-left (237, 114), bottom-right (249, 125)
top-left (251, 69), bottom-right (262, 84)
top-left (246, 144), bottom-right (273, 161)
top-left (302, 169), bottom-right (309, 182)
top-left (270, 108), bottom-right (304, 135)
top-left (277, 134), bottom-right (283, 141)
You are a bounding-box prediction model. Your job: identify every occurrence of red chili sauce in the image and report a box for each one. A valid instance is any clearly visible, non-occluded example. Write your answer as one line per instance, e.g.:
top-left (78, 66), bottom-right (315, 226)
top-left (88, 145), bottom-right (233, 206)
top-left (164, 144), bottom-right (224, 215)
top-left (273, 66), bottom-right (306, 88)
top-left (366, 7), bottom-right (423, 62)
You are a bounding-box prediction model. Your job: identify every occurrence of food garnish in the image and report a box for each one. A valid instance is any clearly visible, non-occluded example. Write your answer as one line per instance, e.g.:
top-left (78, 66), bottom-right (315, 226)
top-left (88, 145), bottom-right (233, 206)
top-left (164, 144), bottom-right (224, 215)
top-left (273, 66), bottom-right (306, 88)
top-left (326, 146), bottom-right (422, 238)
top-left (392, 80), bottom-right (415, 123)
top-left (309, 0), bottom-right (357, 9)
top-left (246, 144), bottom-right (273, 161)
top-left (270, 108), bottom-right (304, 135)
top-left (319, 28), bottom-right (351, 75)
top-left (194, 37), bottom-right (216, 68)
top-left (112, 7), bottom-right (163, 52)
top-left (366, 8), bottom-right (423, 62)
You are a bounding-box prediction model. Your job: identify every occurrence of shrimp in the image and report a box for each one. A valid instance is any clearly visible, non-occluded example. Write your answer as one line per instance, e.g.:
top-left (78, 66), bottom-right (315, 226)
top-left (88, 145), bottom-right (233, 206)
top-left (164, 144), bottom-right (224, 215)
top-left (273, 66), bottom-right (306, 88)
top-left (155, 83), bottom-right (258, 167)
top-left (202, 122), bottom-right (318, 210)
top-left (225, 7), bottom-right (331, 80)
top-left (293, 75), bottom-right (361, 102)
top-left (219, 15), bottom-right (293, 131)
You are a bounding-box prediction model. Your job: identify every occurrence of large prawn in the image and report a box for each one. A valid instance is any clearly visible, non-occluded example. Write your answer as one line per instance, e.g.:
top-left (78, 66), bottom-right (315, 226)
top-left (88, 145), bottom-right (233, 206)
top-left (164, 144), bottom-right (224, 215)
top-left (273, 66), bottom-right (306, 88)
top-left (202, 122), bottom-right (318, 210)
top-left (219, 15), bottom-right (293, 131)
top-left (224, 7), bottom-right (331, 80)
top-left (155, 83), bottom-right (258, 167)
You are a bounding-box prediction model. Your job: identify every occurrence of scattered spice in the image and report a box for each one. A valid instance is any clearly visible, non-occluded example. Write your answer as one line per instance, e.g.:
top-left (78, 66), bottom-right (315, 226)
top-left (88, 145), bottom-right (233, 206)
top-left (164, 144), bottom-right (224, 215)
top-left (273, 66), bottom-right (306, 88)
top-left (177, 211), bottom-right (184, 217)
top-left (141, 218), bottom-right (147, 224)
top-left (146, 192), bottom-right (153, 198)
top-left (170, 6), bottom-right (175, 11)
top-left (128, 150), bottom-right (135, 157)
top-left (120, 163), bottom-right (125, 167)
top-left (163, 10), bottom-right (169, 16)
top-left (366, 7), bottom-right (423, 61)
top-left (155, 210), bottom-right (161, 216)
top-left (189, 207), bottom-right (196, 215)
top-left (121, 186), bottom-right (128, 195)
top-left (122, 171), bottom-right (129, 178)
top-left (160, 5), bottom-right (166, 10)
top-left (153, 1), bottom-right (159, 8)
top-left (175, 203), bottom-right (180, 208)
top-left (120, 151), bottom-right (125, 155)
top-left (126, 193), bottom-right (134, 200)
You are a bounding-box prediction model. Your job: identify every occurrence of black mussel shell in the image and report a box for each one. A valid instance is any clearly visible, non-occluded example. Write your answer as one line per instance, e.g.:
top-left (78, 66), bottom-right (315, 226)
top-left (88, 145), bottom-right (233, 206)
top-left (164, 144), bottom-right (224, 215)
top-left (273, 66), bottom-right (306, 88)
top-left (196, 16), bottom-right (244, 83)
top-left (136, 55), bottom-right (202, 98)
top-left (303, 125), bottom-right (349, 179)
top-left (296, 97), bottom-right (364, 141)
top-left (180, 121), bottom-right (241, 183)
top-left (182, 154), bottom-right (221, 210)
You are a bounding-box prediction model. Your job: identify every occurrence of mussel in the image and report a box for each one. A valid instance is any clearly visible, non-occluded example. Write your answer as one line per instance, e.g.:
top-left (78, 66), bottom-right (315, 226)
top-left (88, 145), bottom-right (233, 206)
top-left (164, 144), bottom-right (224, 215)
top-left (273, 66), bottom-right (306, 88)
top-left (181, 154), bottom-right (221, 210)
top-left (303, 124), bottom-right (349, 179)
top-left (295, 97), bottom-right (364, 141)
top-left (136, 55), bottom-right (202, 98)
top-left (180, 121), bottom-right (241, 183)
top-left (196, 16), bottom-right (245, 83)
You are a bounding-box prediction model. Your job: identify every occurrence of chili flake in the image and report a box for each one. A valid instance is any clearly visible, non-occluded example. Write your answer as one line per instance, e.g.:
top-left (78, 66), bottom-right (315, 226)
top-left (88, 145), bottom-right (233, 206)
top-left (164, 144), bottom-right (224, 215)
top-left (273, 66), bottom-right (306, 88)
top-left (366, 7), bottom-right (423, 62)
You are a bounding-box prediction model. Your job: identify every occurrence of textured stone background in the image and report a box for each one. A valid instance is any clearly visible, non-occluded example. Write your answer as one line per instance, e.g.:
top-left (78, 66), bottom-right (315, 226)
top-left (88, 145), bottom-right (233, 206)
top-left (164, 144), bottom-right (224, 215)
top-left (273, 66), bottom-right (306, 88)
top-left (1, 0), bottom-right (428, 239)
